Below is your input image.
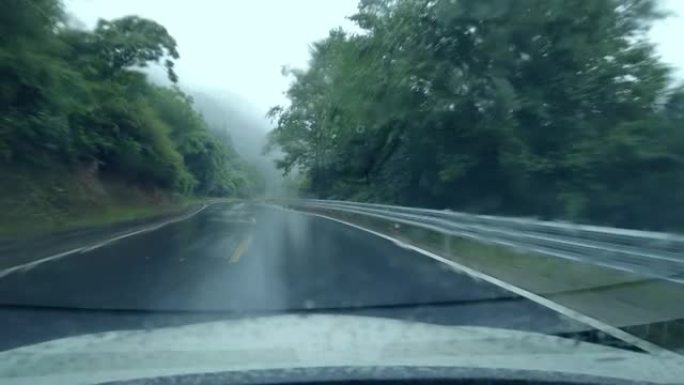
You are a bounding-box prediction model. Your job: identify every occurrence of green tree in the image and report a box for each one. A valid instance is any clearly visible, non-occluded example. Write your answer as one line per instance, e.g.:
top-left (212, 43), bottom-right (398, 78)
top-left (1, 1), bottom-right (260, 199)
top-left (93, 16), bottom-right (179, 82)
top-left (269, 0), bottom-right (682, 230)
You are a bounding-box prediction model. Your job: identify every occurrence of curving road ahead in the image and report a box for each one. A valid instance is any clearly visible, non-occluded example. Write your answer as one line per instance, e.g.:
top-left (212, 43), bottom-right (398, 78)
top-left (0, 202), bottom-right (589, 350)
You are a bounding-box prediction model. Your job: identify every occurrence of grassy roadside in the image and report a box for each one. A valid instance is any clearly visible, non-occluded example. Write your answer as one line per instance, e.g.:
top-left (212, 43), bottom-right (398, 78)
top-left (293, 206), bottom-right (684, 354)
top-left (0, 197), bottom-right (204, 240)
top-left (0, 166), bottom-right (217, 240)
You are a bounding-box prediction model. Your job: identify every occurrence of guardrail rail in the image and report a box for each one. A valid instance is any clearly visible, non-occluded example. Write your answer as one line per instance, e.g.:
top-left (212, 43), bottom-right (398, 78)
top-left (285, 199), bottom-right (684, 284)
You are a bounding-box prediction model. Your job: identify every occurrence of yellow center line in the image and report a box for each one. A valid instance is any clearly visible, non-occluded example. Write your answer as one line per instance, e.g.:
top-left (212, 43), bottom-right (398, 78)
top-left (228, 235), bottom-right (252, 264)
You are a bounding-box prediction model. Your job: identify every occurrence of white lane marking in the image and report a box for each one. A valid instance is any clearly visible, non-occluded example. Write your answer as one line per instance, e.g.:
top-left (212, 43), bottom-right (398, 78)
top-left (272, 205), bottom-right (681, 359)
top-left (0, 203), bottom-right (214, 278)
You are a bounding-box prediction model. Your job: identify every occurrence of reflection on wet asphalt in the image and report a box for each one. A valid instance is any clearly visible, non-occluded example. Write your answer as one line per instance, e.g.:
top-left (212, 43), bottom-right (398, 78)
top-left (0, 202), bottom-right (588, 350)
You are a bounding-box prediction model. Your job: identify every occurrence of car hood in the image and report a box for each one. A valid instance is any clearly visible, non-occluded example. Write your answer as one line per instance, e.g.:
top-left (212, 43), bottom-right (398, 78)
top-left (1, 314), bottom-right (682, 385)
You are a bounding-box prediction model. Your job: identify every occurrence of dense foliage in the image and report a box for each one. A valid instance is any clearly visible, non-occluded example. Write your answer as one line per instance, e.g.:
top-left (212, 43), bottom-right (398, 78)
top-left (268, 0), bottom-right (684, 230)
top-left (1, 0), bottom-right (257, 197)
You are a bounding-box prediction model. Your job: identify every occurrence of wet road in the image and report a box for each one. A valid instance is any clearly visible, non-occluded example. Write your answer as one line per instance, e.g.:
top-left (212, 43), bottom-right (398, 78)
top-left (0, 202), bottom-right (588, 350)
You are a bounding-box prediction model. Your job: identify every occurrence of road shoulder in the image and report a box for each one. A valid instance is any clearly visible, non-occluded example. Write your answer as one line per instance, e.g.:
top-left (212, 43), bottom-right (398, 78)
top-left (0, 202), bottom-right (214, 275)
top-left (284, 204), bottom-right (684, 356)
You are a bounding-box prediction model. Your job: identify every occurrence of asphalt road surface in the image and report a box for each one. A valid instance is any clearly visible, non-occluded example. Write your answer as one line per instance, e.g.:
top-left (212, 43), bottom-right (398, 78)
top-left (0, 202), bottom-right (591, 351)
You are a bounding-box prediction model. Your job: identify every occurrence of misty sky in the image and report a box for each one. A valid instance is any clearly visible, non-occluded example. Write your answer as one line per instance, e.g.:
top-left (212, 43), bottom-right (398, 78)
top-left (65, 0), bottom-right (684, 117)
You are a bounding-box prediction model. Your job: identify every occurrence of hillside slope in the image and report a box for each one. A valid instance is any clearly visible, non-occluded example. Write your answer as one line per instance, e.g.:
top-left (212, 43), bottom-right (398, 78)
top-left (0, 1), bottom-right (260, 236)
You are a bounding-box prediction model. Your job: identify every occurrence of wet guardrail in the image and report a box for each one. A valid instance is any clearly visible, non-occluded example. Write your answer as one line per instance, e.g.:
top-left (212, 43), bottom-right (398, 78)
top-left (286, 199), bottom-right (684, 284)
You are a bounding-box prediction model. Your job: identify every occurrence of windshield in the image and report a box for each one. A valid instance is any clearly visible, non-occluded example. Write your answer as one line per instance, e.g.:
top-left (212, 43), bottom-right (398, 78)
top-left (1, 0), bottom-right (684, 384)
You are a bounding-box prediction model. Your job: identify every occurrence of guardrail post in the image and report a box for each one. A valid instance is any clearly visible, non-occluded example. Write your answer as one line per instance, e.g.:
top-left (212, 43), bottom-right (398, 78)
top-left (443, 233), bottom-right (452, 256)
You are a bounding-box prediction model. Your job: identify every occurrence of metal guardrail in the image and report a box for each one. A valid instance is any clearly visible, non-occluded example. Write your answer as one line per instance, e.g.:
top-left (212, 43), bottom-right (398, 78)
top-left (287, 199), bottom-right (684, 284)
